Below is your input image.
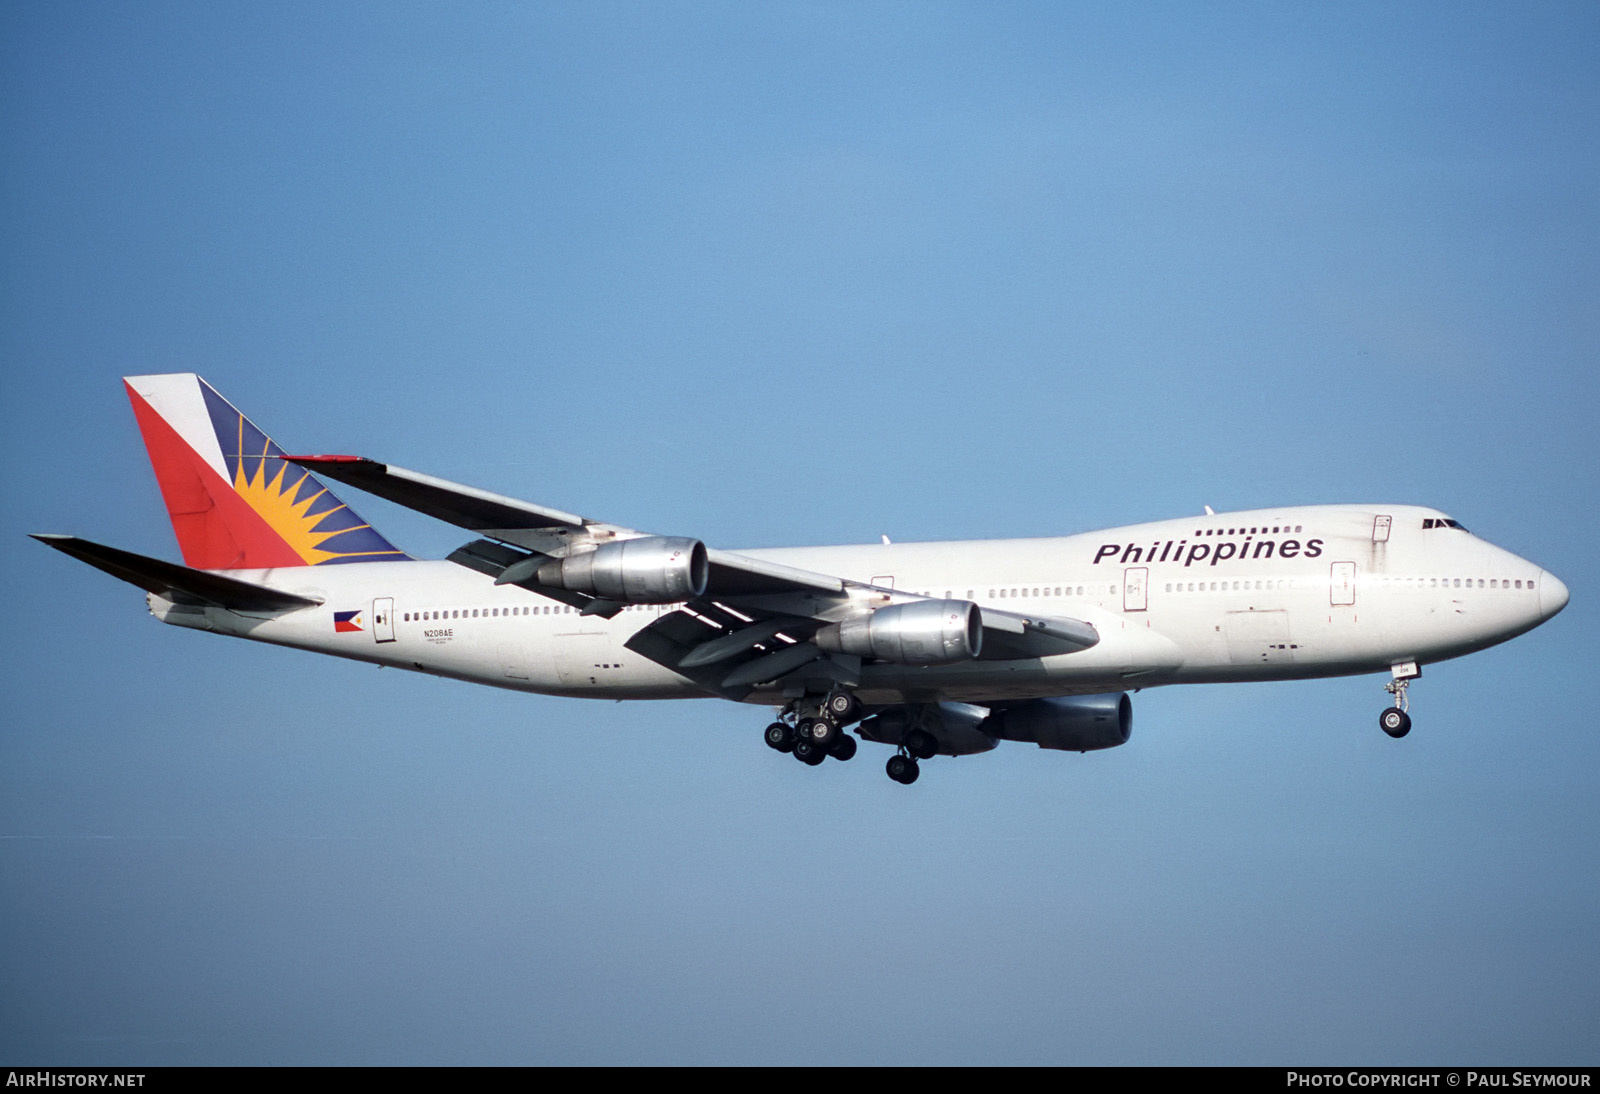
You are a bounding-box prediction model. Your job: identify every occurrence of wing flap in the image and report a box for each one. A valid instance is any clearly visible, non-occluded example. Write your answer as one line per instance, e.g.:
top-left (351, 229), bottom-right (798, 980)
top-left (677, 618), bottom-right (792, 668)
top-left (621, 609), bottom-right (754, 700)
top-left (718, 641), bottom-right (825, 689)
top-left (978, 607), bottom-right (1099, 659)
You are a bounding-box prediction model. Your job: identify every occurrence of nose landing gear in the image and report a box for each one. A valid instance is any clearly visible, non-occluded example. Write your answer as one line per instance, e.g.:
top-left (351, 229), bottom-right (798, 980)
top-left (1380, 661), bottom-right (1420, 738)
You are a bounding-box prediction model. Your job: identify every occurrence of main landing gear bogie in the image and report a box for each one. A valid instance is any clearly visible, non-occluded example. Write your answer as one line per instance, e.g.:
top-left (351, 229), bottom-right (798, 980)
top-left (768, 690), bottom-right (861, 768)
top-left (763, 690), bottom-right (924, 783)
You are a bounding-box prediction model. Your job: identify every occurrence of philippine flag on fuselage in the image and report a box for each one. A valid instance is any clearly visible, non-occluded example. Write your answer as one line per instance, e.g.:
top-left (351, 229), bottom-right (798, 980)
top-left (334, 610), bottom-right (364, 633)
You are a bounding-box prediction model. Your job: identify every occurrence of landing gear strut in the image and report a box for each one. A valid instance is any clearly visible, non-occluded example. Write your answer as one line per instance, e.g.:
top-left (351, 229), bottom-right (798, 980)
top-left (1380, 662), bottom-right (1420, 739)
top-left (884, 730), bottom-right (934, 785)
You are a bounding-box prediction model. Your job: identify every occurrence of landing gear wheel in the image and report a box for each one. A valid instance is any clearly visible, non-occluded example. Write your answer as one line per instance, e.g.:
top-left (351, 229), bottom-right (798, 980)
top-left (904, 728), bottom-right (937, 760)
top-left (764, 721), bottom-right (796, 753)
top-left (886, 754), bottom-right (920, 784)
top-left (827, 734), bottom-right (857, 761)
top-left (804, 717), bottom-right (841, 748)
top-left (1379, 708), bottom-right (1412, 738)
top-left (826, 691), bottom-right (859, 723)
top-left (792, 738), bottom-right (827, 766)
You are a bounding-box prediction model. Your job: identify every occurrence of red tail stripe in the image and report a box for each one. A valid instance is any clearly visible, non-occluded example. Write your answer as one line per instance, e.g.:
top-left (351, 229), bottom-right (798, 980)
top-left (127, 383), bottom-right (307, 570)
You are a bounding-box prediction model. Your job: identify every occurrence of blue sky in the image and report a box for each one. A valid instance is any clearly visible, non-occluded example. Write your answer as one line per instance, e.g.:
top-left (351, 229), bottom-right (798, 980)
top-left (3, 2), bottom-right (1596, 1064)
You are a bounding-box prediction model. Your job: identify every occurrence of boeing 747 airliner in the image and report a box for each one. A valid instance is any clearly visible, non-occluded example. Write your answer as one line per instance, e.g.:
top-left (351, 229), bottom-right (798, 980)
top-left (34, 375), bottom-right (1570, 784)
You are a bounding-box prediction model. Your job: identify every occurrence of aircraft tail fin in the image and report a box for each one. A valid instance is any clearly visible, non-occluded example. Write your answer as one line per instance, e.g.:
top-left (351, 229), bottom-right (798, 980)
top-left (123, 374), bottom-right (410, 570)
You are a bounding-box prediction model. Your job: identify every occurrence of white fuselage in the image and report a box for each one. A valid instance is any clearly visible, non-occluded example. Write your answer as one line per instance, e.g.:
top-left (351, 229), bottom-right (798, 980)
top-left (150, 504), bottom-right (1567, 707)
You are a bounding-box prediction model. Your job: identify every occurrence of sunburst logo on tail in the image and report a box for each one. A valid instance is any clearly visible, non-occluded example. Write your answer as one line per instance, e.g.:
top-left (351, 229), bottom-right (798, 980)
top-left (231, 452), bottom-right (385, 565)
top-left (124, 374), bottom-right (411, 570)
top-left (216, 399), bottom-right (409, 566)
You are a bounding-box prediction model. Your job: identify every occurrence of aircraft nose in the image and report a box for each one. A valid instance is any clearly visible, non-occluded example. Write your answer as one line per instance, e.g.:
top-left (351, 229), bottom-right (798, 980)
top-left (1539, 570), bottom-right (1570, 620)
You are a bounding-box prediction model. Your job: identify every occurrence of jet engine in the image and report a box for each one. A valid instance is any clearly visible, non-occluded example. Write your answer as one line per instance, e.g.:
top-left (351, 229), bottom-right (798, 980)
top-left (982, 693), bottom-right (1132, 752)
top-left (536, 536), bottom-right (708, 602)
top-left (814, 599), bottom-right (982, 664)
top-left (856, 702), bottom-right (998, 757)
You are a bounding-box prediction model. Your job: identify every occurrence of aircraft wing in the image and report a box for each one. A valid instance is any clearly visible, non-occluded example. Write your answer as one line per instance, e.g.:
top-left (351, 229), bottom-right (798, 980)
top-left (285, 455), bottom-right (845, 598)
top-left (285, 454), bottom-right (1097, 692)
top-left (280, 456), bottom-right (595, 541)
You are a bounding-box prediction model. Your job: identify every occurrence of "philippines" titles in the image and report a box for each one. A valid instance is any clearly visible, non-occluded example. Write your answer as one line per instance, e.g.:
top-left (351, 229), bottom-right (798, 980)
top-left (1093, 536), bottom-right (1325, 568)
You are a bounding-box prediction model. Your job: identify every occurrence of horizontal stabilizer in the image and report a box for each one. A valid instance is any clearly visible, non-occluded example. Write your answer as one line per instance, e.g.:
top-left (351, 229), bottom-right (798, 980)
top-left (31, 535), bottom-right (321, 612)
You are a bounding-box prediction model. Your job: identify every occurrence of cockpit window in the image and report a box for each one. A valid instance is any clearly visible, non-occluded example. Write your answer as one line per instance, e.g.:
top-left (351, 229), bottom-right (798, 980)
top-left (1422, 518), bottom-right (1469, 531)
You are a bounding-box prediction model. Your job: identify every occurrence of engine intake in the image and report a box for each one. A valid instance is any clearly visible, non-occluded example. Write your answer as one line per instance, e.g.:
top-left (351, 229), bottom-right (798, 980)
top-left (536, 536), bottom-right (708, 602)
top-left (983, 693), bottom-right (1132, 752)
top-left (815, 599), bottom-right (982, 664)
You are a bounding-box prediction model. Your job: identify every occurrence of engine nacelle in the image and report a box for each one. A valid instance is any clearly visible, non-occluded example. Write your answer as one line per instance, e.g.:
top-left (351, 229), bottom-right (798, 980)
top-left (856, 702), bottom-right (998, 757)
top-left (536, 536), bottom-right (708, 602)
top-left (814, 599), bottom-right (982, 664)
top-left (983, 693), bottom-right (1132, 752)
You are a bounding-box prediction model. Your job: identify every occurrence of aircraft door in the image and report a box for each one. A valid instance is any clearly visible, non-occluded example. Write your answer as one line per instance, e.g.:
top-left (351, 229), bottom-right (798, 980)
top-left (1123, 567), bottom-right (1148, 612)
top-left (870, 575), bottom-right (894, 606)
top-left (372, 597), bottom-right (396, 643)
top-left (1330, 562), bottom-right (1356, 607)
